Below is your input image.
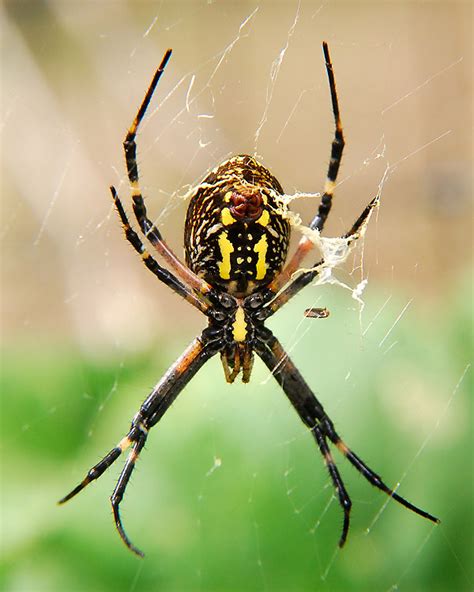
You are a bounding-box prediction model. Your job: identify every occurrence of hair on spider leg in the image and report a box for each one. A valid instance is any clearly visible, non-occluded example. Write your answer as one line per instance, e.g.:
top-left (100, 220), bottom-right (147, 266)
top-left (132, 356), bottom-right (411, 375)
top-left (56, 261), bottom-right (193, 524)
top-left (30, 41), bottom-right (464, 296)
top-left (59, 42), bottom-right (439, 557)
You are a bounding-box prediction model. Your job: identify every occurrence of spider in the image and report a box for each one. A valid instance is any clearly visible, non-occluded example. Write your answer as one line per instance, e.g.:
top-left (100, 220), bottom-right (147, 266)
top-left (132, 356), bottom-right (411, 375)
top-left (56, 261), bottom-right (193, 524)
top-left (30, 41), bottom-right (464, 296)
top-left (59, 43), bottom-right (439, 557)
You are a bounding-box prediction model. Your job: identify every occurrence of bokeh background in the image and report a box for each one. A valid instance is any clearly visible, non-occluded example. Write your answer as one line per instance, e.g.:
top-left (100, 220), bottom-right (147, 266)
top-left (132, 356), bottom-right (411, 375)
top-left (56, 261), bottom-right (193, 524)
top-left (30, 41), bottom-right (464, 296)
top-left (1, 1), bottom-right (472, 591)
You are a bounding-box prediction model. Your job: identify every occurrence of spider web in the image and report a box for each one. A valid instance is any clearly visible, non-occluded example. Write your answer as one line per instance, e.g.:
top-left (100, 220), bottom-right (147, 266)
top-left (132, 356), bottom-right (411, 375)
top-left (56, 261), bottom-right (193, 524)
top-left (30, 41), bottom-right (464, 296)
top-left (1, 2), bottom-right (472, 591)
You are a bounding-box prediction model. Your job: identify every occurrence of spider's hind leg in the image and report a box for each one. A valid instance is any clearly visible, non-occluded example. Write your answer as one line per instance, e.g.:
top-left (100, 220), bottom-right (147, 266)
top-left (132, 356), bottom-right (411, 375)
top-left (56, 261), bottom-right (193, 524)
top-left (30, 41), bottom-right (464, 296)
top-left (120, 50), bottom-right (211, 296)
top-left (310, 42), bottom-right (345, 234)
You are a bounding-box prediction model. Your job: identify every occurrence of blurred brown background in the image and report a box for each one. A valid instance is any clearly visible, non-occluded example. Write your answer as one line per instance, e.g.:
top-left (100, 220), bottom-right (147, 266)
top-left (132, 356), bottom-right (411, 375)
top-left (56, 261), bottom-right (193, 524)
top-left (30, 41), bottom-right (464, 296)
top-left (1, 0), bottom-right (472, 352)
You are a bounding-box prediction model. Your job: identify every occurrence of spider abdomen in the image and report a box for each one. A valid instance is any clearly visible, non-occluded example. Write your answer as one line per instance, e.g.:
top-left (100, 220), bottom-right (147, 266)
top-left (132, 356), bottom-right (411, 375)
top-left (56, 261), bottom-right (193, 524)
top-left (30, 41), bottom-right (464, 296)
top-left (184, 155), bottom-right (291, 297)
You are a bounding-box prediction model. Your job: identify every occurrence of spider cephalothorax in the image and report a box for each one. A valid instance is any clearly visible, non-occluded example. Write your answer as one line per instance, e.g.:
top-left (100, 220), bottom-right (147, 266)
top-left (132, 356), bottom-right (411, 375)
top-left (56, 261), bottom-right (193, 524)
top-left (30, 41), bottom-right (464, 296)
top-left (203, 288), bottom-right (272, 384)
top-left (59, 45), bottom-right (439, 557)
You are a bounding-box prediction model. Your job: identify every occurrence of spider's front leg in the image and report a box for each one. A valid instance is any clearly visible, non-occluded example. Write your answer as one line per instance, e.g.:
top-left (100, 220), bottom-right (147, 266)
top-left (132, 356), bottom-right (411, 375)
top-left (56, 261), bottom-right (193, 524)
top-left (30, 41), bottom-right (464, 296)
top-left (58, 412), bottom-right (151, 556)
top-left (256, 332), bottom-right (439, 547)
top-left (256, 332), bottom-right (352, 545)
top-left (59, 336), bottom-right (220, 557)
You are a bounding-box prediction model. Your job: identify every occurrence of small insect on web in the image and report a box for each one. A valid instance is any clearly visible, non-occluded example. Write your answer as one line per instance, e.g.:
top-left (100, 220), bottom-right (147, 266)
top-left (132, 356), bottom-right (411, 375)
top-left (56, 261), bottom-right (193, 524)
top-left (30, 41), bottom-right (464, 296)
top-left (59, 43), bottom-right (440, 557)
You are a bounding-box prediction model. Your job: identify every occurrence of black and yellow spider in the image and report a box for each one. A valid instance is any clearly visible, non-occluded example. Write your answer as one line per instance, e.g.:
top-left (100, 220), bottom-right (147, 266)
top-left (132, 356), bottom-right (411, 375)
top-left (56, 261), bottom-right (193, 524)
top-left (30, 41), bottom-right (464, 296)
top-left (59, 44), bottom-right (439, 556)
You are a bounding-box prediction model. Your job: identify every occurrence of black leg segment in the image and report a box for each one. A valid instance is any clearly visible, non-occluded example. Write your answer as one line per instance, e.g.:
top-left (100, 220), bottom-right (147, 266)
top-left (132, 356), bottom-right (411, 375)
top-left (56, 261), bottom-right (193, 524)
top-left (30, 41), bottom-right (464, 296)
top-left (256, 332), bottom-right (439, 546)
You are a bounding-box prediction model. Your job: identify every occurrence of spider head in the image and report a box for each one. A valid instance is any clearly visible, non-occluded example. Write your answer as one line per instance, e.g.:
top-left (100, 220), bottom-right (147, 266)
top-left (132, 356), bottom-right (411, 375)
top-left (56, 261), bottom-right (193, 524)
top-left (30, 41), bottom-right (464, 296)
top-left (204, 288), bottom-right (275, 384)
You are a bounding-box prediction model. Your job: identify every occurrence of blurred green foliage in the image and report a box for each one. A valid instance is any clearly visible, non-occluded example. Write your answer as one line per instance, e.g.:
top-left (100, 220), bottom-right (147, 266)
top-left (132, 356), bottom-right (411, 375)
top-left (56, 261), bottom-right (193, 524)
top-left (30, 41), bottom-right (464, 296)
top-left (1, 281), bottom-right (472, 592)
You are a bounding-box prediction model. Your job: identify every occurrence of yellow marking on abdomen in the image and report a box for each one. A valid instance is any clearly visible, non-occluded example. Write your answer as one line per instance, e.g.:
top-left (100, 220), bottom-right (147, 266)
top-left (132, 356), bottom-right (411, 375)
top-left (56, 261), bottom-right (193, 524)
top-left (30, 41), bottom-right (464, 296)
top-left (254, 234), bottom-right (268, 280)
top-left (256, 209), bottom-right (270, 227)
top-left (217, 232), bottom-right (234, 279)
top-left (233, 307), bottom-right (247, 342)
top-left (221, 207), bottom-right (235, 226)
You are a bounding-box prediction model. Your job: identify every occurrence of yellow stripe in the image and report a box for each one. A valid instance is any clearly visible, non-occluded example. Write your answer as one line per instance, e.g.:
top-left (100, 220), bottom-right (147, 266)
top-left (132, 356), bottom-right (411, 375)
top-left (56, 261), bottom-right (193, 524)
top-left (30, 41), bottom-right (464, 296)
top-left (254, 234), bottom-right (268, 280)
top-left (256, 209), bottom-right (270, 227)
top-left (217, 232), bottom-right (234, 279)
top-left (221, 207), bottom-right (235, 226)
top-left (233, 307), bottom-right (247, 342)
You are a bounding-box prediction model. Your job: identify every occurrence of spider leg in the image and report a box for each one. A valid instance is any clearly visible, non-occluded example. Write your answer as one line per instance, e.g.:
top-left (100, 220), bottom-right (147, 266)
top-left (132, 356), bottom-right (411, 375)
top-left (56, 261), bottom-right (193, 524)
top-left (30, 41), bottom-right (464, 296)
top-left (312, 423), bottom-right (352, 546)
top-left (256, 332), bottom-right (439, 546)
top-left (271, 42), bottom-right (344, 292)
top-left (267, 195), bottom-right (379, 316)
top-left (325, 430), bottom-right (440, 524)
top-left (111, 433), bottom-right (148, 557)
top-left (58, 433), bottom-right (134, 503)
top-left (310, 41), bottom-right (345, 234)
top-left (59, 336), bottom-right (221, 556)
top-left (122, 50), bottom-right (212, 297)
top-left (111, 186), bottom-right (209, 313)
